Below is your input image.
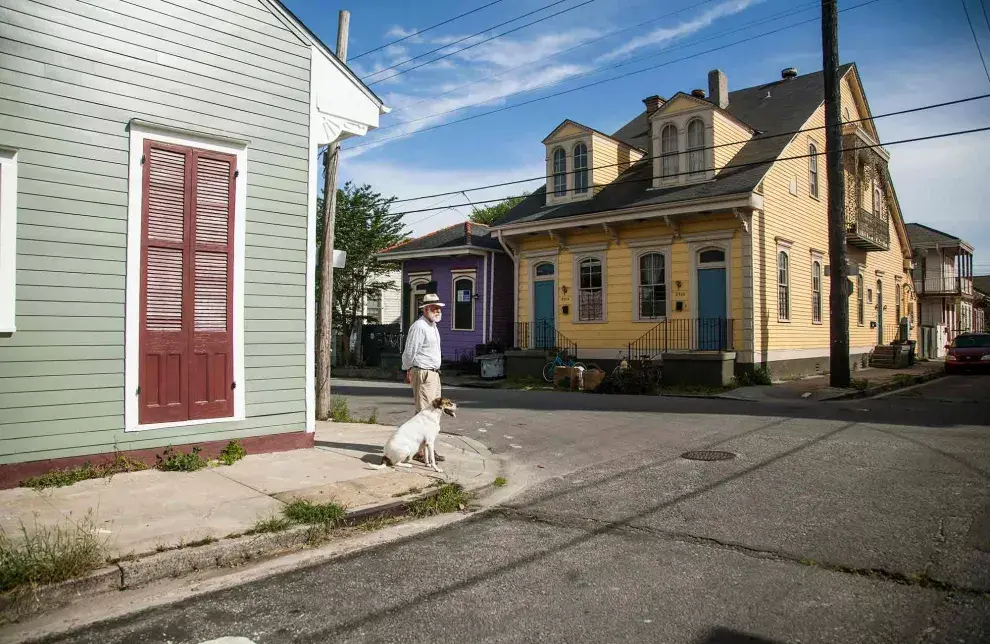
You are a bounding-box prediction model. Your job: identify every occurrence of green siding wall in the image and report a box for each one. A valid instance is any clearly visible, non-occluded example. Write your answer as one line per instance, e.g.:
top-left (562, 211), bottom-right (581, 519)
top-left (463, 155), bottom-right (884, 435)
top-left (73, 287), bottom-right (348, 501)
top-left (0, 0), bottom-right (312, 466)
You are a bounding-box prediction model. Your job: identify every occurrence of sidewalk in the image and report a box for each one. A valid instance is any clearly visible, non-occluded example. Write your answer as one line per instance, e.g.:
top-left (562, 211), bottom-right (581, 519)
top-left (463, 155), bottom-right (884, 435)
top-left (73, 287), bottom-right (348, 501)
top-left (0, 423), bottom-right (497, 562)
top-left (721, 360), bottom-right (945, 402)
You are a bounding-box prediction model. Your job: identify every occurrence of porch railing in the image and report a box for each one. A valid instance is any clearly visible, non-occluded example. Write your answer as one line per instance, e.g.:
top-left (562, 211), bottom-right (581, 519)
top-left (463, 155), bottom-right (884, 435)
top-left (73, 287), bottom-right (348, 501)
top-left (515, 321), bottom-right (578, 357)
top-left (913, 276), bottom-right (973, 296)
top-left (627, 318), bottom-right (735, 361)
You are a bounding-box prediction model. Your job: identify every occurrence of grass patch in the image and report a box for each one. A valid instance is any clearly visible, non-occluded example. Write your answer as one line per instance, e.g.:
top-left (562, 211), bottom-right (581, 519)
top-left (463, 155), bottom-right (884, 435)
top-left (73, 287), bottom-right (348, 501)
top-left (250, 515), bottom-right (294, 535)
top-left (851, 378), bottom-right (871, 391)
top-left (493, 477), bottom-right (508, 488)
top-left (330, 396), bottom-right (380, 424)
top-left (218, 440), bottom-right (247, 466)
top-left (356, 515), bottom-right (401, 532)
top-left (407, 483), bottom-right (471, 518)
top-left (737, 365), bottom-right (773, 386)
top-left (0, 514), bottom-right (109, 592)
top-left (157, 446), bottom-right (208, 472)
top-left (20, 453), bottom-right (148, 490)
top-left (283, 500), bottom-right (347, 526)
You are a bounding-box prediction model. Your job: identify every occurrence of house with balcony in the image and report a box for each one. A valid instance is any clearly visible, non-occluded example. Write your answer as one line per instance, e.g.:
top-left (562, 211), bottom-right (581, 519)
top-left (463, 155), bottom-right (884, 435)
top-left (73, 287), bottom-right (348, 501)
top-left (906, 223), bottom-right (977, 356)
top-left (491, 64), bottom-right (916, 383)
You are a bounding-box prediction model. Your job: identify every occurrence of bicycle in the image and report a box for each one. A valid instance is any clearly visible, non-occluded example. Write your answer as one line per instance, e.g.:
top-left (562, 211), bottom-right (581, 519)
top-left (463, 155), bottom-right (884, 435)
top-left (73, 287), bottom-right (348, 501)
top-left (542, 351), bottom-right (600, 383)
top-left (612, 350), bottom-right (661, 386)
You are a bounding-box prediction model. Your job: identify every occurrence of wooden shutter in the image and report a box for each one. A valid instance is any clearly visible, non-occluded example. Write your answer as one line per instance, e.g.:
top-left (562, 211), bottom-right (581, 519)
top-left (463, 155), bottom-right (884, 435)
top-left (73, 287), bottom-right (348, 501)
top-left (189, 151), bottom-right (235, 420)
top-left (139, 142), bottom-right (189, 424)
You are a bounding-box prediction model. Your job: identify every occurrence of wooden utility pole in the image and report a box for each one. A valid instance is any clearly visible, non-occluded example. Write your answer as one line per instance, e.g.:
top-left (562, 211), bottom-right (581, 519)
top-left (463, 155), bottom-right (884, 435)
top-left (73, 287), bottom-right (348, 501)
top-left (822, 0), bottom-right (850, 387)
top-left (316, 10), bottom-right (349, 420)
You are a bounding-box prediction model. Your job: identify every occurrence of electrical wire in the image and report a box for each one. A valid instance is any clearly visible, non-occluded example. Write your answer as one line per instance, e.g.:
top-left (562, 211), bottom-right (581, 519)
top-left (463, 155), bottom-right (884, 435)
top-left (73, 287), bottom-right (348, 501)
top-left (394, 126), bottom-right (990, 226)
top-left (349, 1), bottom-right (507, 61)
top-left (962, 0), bottom-right (990, 85)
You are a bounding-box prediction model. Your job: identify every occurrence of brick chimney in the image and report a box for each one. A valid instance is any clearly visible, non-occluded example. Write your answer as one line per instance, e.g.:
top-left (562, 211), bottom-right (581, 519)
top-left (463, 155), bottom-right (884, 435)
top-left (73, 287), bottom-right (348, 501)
top-left (642, 95), bottom-right (665, 118)
top-left (708, 69), bottom-right (728, 109)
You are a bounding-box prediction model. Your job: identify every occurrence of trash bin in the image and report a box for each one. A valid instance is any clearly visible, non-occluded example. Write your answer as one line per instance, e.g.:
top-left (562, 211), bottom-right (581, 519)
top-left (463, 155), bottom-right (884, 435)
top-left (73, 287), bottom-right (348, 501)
top-left (906, 340), bottom-right (916, 366)
top-left (477, 353), bottom-right (505, 380)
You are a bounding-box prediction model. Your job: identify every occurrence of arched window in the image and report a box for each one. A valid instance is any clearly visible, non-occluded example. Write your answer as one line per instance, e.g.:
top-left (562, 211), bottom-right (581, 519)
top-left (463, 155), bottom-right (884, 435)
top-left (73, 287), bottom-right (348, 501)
top-left (812, 260), bottom-right (822, 323)
top-left (873, 179), bottom-right (883, 216)
top-left (777, 251), bottom-right (790, 321)
top-left (699, 248), bottom-right (725, 264)
top-left (661, 124), bottom-right (679, 179)
top-left (452, 275), bottom-right (475, 331)
top-left (857, 274), bottom-right (864, 325)
top-left (552, 148), bottom-right (566, 197)
top-left (577, 256), bottom-right (604, 322)
top-left (638, 252), bottom-right (666, 319)
top-left (808, 142), bottom-right (819, 198)
top-left (573, 142), bottom-right (589, 194)
top-left (535, 262), bottom-right (555, 277)
top-left (687, 119), bottom-right (705, 176)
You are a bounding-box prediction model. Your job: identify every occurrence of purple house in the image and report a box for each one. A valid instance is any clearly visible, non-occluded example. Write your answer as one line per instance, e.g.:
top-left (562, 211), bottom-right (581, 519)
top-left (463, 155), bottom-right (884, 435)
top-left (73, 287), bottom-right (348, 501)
top-left (377, 223), bottom-right (513, 363)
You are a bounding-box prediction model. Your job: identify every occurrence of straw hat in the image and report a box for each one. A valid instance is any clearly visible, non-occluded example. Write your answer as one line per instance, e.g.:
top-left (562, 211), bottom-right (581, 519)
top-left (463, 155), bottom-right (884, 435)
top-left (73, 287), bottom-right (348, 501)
top-left (418, 293), bottom-right (445, 308)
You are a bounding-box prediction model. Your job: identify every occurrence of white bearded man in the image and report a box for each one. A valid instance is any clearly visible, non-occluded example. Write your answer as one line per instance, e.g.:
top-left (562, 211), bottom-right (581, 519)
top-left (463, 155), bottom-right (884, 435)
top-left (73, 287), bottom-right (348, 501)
top-left (400, 293), bottom-right (446, 464)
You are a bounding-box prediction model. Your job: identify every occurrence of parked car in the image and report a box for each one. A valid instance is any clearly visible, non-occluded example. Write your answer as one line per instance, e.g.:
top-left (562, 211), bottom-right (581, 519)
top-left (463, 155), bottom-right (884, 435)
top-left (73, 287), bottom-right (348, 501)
top-left (945, 333), bottom-right (990, 374)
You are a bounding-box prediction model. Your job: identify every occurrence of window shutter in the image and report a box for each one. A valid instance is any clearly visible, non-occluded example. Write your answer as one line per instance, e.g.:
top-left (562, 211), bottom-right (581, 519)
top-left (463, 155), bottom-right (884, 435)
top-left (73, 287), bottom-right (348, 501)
top-left (188, 151), bottom-right (235, 420)
top-left (139, 143), bottom-right (189, 424)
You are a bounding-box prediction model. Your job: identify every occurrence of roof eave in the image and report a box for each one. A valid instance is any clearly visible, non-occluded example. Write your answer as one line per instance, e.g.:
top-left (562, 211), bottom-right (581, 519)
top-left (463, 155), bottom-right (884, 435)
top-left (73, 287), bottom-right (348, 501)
top-left (377, 247), bottom-right (493, 261)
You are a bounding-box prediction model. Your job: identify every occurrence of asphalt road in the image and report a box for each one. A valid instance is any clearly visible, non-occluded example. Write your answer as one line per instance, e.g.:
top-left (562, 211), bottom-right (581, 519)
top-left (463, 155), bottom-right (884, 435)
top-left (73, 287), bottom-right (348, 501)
top-left (29, 375), bottom-right (990, 644)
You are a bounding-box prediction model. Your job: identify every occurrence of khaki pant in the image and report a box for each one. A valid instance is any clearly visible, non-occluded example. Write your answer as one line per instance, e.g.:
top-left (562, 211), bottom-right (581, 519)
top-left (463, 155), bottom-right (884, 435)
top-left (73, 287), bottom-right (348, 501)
top-left (411, 368), bottom-right (441, 412)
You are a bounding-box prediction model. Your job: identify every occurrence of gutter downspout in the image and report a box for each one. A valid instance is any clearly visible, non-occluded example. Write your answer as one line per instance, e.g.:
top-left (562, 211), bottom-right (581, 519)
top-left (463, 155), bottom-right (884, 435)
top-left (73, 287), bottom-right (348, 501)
top-left (488, 251), bottom-right (495, 343)
top-left (481, 251), bottom-right (488, 345)
top-left (495, 231), bottom-right (518, 348)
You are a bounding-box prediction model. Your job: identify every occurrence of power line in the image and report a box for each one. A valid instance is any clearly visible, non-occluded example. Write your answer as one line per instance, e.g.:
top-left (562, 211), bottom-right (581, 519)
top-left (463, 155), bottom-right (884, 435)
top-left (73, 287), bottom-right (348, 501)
top-left (380, 0), bottom-right (818, 130)
top-left (386, 0), bottom-right (717, 117)
top-left (390, 93), bottom-right (990, 205)
top-left (982, 0), bottom-right (990, 33)
top-left (962, 0), bottom-right (990, 85)
top-left (349, 1), bottom-right (507, 61)
top-left (361, 0), bottom-right (586, 83)
top-left (396, 126), bottom-right (990, 226)
top-left (346, 0), bottom-right (877, 151)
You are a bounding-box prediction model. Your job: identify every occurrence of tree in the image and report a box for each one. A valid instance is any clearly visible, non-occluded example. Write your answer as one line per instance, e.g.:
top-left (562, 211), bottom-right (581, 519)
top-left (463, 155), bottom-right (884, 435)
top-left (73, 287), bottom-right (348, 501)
top-left (316, 182), bottom-right (407, 368)
top-left (468, 193), bottom-right (527, 226)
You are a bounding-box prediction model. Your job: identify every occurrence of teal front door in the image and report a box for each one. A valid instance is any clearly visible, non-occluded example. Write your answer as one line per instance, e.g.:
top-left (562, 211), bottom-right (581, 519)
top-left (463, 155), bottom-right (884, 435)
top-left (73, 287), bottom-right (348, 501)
top-left (697, 267), bottom-right (727, 350)
top-left (533, 280), bottom-right (555, 349)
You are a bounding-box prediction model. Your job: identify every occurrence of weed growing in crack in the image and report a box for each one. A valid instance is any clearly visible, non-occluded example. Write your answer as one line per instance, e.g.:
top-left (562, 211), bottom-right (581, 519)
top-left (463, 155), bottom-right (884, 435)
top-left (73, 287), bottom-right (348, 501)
top-left (21, 453), bottom-right (148, 490)
top-left (218, 440), bottom-right (247, 466)
top-left (407, 483), bottom-right (470, 518)
top-left (493, 477), bottom-right (508, 488)
top-left (250, 515), bottom-right (294, 534)
top-left (283, 500), bottom-right (347, 526)
top-left (157, 446), bottom-right (208, 472)
top-left (0, 513), bottom-right (109, 592)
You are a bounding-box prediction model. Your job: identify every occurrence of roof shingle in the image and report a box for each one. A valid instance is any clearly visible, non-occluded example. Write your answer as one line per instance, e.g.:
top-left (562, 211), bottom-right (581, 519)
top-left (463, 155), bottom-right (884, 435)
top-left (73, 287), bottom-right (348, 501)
top-left (378, 222), bottom-right (503, 256)
top-left (904, 223), bottom-right (962, 247)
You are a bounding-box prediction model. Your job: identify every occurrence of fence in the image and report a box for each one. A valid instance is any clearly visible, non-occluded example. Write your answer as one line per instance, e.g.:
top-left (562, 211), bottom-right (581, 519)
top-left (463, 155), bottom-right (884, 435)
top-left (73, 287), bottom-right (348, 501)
top-left (515, 321), bottom-right (578, 357)
top-left (627, 318), bottom-right (735, 361)
top-left (360, 323), bottom-right (402, 367)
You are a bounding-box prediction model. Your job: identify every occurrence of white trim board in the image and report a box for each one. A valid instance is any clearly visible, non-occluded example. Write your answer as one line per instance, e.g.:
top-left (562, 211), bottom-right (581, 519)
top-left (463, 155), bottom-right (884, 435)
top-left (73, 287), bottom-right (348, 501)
top-left (0, 148), bottom-right (18, 334)
top-left (124, 122), bottom-right (248, 433)
top-left (742, 345), bottom-right (877, 363)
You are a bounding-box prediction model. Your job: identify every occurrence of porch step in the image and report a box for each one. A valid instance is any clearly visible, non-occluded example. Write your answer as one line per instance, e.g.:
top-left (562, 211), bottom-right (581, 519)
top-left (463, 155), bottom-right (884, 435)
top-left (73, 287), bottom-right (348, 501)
top-left (869, 345), bottom-right (907, 369)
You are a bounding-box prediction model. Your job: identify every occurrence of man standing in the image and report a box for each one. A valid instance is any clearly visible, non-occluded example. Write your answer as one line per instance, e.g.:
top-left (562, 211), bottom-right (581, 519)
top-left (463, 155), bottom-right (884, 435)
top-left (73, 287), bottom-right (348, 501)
top-left (401, 293), bottom-right (445, 464)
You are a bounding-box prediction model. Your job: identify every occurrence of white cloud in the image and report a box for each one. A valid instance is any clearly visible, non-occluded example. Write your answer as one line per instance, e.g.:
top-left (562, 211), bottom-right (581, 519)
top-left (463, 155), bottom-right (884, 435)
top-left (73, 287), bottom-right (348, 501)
top-left (386, 25), bottom-right (417, 39)
top-left (604, 0), bottom-right (760, 60)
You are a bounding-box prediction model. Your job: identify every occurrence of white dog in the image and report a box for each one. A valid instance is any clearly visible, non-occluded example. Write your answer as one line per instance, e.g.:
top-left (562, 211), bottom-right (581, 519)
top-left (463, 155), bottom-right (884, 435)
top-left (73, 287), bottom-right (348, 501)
top-left (368, 397), bottom-right (457, 473)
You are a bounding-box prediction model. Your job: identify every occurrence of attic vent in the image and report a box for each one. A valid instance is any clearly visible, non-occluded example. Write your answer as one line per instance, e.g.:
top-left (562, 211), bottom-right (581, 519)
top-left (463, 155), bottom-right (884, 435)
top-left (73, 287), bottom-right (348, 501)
top-left (691, 89), bottom-right (706, 98)
top-left (781, 67), bottom-right (798, 80)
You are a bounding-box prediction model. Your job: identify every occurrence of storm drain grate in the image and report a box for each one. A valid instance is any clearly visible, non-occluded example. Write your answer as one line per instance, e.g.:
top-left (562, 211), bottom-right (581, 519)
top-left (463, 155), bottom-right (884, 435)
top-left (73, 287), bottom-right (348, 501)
top-left (681, 450), bottom-right (736, 461)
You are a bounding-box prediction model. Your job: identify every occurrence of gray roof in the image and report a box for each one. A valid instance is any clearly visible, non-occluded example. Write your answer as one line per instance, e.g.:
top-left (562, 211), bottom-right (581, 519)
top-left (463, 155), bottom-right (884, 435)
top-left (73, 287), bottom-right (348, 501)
top-left (905, 223), bottom-right (962, 247)
top-left (378, 222), bottom-right (504, 256)
top-left (973, 275), bottom-right (990, 295)
top-left (498, 64), bottom-right (856, 227)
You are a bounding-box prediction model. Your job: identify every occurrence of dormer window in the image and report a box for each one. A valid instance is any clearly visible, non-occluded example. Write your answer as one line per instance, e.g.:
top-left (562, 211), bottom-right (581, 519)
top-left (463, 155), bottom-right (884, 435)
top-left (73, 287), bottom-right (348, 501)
top-left (573, 142), bottom-right (589, 194)
top-left (660, 124), bottom-right (678, 179)
top-left (552, 148), bottom-right (566, 196)
top-left (687, 119), bottom-right (705, 176)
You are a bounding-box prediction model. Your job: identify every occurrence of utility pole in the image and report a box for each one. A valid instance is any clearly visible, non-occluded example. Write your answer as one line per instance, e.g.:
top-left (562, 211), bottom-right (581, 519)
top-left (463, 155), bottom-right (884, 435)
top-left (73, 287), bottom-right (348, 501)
top-left (316, 9), bottom-right (349, 420)
top-left (822, 0), bottom-right (850, 387)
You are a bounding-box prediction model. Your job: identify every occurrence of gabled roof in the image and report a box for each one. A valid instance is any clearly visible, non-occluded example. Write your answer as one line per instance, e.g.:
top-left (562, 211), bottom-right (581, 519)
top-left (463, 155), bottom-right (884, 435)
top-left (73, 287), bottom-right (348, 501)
top-left (378, 222), bottom-right (504, 258)
top-left (652, 91), bottom-right (756, 133)
top-left (974, 275), bottom-right (990, 296)
top-left (905, 223), bottom-right (968, 248)
top-left (542, 119), bottom-right (640, 150)
top-left (497, 64), bottom-right (856, 228)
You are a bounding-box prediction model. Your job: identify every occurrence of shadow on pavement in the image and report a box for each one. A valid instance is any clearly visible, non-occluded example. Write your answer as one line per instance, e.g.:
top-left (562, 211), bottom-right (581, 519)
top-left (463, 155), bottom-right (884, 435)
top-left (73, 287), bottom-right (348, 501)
top-left (696, 628), bottom-right (786, 644)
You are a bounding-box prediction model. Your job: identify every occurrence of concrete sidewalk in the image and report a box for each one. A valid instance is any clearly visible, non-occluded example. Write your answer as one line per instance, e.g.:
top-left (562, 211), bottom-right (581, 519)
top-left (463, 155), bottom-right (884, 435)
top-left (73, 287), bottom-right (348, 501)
top-left (0, 422), bottom-right (497, 561)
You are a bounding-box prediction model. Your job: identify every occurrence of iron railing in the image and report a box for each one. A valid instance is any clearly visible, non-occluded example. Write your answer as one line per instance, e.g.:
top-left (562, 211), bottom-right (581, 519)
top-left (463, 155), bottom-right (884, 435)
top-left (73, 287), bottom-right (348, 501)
top-left (880, 323), bottom-right (907, 345)
top-left (515, 321), bottom-right (578, 357)
top-left (846, 207), bottom-right (890, 251)
top-left (626, 318), bottom-right (735, 361)
top-left (913, 276), bottom-right (973, 296)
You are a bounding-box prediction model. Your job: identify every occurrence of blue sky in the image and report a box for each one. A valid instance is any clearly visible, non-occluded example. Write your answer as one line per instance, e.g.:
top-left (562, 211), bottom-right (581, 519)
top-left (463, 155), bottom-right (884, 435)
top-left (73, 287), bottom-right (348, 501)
top-left (284, 0), bottom-right (990, 270)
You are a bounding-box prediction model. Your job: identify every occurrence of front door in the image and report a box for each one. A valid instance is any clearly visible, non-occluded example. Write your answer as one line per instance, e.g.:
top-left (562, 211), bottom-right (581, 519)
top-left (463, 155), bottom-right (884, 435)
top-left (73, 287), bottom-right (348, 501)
top-left (533, 280), bottom-right (555, 349)
top-left (697, 265), bottom-right (727, 350)
top-left (876, 280), bottom-right (883, 344)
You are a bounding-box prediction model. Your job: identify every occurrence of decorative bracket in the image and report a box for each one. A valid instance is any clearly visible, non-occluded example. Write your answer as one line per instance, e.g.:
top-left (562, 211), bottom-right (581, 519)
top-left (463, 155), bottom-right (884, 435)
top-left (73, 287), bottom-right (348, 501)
top-left (548, 230), bottom-right (567, 251)
top-left (663, 215), bottom-right (680, 238)
top-left (733, 208), bottom-right (750, 234)
top-left (602, 222), bottom-right (620, 246)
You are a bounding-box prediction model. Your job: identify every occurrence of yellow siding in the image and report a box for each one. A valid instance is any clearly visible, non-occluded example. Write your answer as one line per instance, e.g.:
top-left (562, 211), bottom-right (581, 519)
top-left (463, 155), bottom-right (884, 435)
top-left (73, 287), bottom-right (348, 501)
top-left (591, 133), bottom-right (643, 193)
top-left (712, 111), bottom-right (750, 173)
top-left (546, 122), bottom-right (587, 141)
top-left (660, 95), bottom-right (701, 114)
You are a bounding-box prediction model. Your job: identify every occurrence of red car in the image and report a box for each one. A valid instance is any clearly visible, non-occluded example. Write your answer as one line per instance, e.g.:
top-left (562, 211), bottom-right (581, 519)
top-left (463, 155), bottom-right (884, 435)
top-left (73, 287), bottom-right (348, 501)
top-left (945, 333), bottom-right (990, 374)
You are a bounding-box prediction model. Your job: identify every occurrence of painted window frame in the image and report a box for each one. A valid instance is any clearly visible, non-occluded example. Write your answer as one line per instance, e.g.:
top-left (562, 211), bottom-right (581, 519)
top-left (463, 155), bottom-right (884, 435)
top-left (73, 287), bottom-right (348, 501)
top-left (660, 123), bottom-right (679, 181)
top-left (633, 248), bottom-right (670, 322)
top-left (777, 249), bottom-right (790, 322)
top-left (857, 274), bottom-right (865, 325)
top-left (894, 281), bottom-right (902, 325)
top-left (573, 142), bottom-right (589, 194)
top-left (574, 252), bottom-right (606, 323)
top-left (811, 257), bottom-right (823, 324)
top-left (552, 147), bottom-right (567, 197)
top-left (808, 140), bottom-right (819, 199)
top-left (687, 118), bottom-right (705, 177)
top-left (451, 270), bottom-right (477, 332)
top-left (124, 121), bottom-right (247, 433)
top-left (407, 275), bottom-right (431, 327)
top-left (0, 148), bottom-right (18, 334)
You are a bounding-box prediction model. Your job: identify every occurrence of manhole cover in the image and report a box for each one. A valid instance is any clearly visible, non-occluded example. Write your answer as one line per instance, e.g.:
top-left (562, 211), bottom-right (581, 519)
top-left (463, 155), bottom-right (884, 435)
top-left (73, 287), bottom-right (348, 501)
top-left (681, 450), bottom-right (736, 461)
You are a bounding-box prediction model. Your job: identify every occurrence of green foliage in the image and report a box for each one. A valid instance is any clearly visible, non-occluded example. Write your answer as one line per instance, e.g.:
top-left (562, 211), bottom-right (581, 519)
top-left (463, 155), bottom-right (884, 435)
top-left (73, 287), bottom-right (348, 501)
top-left (407, 483), bottom-right (471, 517)
top-left (737, 365), bottom-right (773, 387)
top-left (316, 181), bottom-right (407, 366)
top-left (250, 515), bottom-right (293, 534)
top-left (283, 500), bottom-right (348, 526)
top-left (20, 453), bottom-right (147, 490)
top-left (493, 477), bottom-right (508, 488)
top-left (157, 446), bottom-right (207, 472)
top-left (0, 513), bottom-right (109, 592)
top-left (468, 193), bottom-right (528, 226)
top-left (218, 440), bottom-right (247, 466)
top-left (330, 396), bottom-right (377, 423)
top-left (595, 368), bottom-right (660, 396)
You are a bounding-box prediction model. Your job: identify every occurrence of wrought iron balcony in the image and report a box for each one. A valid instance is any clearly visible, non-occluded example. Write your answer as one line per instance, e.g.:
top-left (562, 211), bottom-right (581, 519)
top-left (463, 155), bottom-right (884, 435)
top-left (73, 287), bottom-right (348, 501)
top-left (913, 276), bottom-right (973, 296)
top-left (846, 207), bottom-right (889, 251)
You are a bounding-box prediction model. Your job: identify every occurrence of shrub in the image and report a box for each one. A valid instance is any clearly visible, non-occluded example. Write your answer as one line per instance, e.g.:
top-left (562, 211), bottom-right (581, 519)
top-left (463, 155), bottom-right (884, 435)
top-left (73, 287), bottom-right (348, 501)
top-left (218, 440), bottom-right (247, 466)
top-left (157, 446), bottom-right (207, 472)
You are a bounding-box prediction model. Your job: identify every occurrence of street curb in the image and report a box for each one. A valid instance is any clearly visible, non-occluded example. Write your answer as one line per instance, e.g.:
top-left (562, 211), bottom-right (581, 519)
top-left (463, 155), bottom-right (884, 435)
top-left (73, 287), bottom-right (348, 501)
top-left (822, 368), bottom-right (946, 401)
top-left (0, 474), bottom-right (501, 627)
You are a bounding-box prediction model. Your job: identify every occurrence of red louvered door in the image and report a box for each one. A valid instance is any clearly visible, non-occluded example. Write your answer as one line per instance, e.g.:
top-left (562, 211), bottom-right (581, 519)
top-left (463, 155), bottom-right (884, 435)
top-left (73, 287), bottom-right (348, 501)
top-left (139, 141), bottom-right (235, 424)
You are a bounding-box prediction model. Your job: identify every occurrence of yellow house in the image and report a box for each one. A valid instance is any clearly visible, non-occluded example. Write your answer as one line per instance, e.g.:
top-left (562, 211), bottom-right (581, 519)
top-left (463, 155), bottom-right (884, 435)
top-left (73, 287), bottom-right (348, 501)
top-left (490, 64), bottom-right (917, 381)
